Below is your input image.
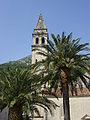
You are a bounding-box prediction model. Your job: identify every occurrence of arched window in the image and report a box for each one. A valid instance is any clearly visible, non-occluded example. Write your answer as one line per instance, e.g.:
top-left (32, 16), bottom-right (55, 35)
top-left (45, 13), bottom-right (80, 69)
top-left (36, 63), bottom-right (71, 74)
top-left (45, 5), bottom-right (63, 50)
top-left (42, 37), bottom-right (45, 44)
top-left (35, 59), bottom-right (37, 63)
top-left (36, 38), bottom-right (39, 44)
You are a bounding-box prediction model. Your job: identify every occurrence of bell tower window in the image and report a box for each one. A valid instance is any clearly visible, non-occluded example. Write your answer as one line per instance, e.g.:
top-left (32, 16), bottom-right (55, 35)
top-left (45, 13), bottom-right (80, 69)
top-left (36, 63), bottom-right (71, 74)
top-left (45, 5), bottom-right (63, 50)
top-left (35, 59), bottom-right (37, 63)
top-left (42, 37), bottom-right (45, 44)
top-left (36, 38), bottom-right (39, 44)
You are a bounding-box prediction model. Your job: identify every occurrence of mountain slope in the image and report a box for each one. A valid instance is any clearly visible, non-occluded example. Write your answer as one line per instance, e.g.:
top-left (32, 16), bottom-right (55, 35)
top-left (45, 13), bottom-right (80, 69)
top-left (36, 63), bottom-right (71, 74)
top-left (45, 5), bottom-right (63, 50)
top-left (0, 55), bottom-right (32, 69)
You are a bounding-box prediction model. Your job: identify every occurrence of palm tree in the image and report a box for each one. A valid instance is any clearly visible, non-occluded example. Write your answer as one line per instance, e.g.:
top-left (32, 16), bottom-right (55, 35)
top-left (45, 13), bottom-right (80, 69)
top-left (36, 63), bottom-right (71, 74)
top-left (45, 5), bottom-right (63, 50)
top-left (33, 32), bottom-right (90, 120)
top-left (0, 64), bottom-right (57, 120)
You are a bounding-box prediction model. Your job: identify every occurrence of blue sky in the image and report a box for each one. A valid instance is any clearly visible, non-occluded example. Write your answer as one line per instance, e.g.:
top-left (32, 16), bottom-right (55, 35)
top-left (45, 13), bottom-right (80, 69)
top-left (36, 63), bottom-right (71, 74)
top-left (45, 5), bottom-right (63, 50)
top-left (0, 0), bottom-right (90, 64)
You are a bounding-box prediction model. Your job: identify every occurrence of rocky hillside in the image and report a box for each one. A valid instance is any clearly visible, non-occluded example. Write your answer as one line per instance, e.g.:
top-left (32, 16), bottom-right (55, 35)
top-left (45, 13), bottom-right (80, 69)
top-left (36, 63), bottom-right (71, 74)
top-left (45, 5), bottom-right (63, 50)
top-left (17, 55), bottom-right (32, 65)
top-left (0, 55), bottom-right (32, 69)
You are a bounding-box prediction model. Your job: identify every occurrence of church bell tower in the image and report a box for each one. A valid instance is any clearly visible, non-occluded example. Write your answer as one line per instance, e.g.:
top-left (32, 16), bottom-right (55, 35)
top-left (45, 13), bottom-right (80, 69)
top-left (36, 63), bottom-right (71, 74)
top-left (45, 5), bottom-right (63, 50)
top-left (32, 14), bottom-right (48, 64)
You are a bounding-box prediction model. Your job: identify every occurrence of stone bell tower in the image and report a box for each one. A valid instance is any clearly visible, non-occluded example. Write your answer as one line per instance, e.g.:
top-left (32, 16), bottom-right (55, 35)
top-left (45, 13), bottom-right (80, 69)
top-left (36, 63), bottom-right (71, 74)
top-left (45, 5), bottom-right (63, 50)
top-left (32, 13), bottom-right (48, 64)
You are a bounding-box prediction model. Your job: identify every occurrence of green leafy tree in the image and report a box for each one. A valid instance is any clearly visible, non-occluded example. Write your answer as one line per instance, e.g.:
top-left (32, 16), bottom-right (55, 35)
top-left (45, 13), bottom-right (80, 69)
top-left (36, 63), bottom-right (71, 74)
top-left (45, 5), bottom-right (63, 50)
top-left (33, 32), bottom-right (90, 120)
top-left (0, 64), bottom-right (57, 120)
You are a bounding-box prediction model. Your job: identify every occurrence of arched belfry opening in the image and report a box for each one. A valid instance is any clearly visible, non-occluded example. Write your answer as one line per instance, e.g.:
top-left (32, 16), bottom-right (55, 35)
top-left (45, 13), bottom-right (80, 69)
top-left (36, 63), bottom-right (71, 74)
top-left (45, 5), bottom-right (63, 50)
top-left (32, 13), bottom-right (48, 64)
top-left (42, 37), bottom-right (45, 44)
top-left (36, 37), bottom-right (39, 44)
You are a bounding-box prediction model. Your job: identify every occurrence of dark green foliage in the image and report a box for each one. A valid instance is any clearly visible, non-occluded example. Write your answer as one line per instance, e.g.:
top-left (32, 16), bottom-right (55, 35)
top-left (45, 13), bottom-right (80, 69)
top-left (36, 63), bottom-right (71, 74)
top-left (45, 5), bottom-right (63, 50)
top-left (0, 62), bottom-right (57, 120)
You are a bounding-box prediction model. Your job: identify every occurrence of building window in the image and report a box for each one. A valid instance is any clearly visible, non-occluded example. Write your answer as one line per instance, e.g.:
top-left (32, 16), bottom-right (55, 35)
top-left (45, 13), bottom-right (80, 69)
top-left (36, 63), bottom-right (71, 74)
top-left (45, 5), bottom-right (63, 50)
top-left (42, 37), bottom-right (45, 44)
top-left (36, 38), bottom-right (39, 44)
top-left (36, 59), bottom-right (37, 63)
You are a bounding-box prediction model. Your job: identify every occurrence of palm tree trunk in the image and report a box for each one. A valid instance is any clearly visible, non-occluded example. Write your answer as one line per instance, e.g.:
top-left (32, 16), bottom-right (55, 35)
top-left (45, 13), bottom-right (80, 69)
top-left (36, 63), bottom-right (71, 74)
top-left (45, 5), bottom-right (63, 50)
top-left (61, 69), bottom-right (70, 120)
top-left (62, 82), bottom-right (70, 120)
top-left (9, 105), bottom-right (22, 120)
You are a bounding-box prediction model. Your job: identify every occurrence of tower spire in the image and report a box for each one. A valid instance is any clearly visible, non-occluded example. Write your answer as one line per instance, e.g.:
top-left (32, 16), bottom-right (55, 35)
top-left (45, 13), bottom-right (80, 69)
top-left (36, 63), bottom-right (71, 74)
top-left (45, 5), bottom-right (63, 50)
top-left (35, 13), bottom-right (46, 29)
